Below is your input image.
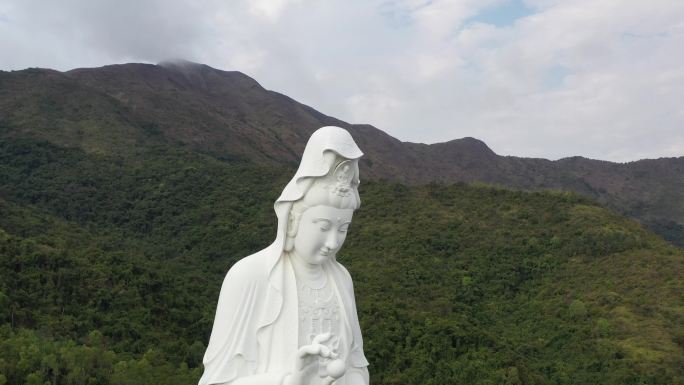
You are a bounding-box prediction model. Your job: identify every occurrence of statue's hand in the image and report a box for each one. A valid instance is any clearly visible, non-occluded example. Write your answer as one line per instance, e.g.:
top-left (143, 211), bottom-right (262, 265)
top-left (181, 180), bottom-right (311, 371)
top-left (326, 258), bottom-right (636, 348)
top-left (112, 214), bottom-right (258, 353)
top-left (285, 333), bottom-right (340, 385)
top-left (321, 359), bottom-right (347, 385)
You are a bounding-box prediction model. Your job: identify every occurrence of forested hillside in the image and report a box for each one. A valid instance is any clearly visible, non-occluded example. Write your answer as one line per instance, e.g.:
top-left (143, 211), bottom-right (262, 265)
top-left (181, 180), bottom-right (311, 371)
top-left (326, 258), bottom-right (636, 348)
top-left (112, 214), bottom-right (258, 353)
top-left (1, 138), bottom-right (682, 385)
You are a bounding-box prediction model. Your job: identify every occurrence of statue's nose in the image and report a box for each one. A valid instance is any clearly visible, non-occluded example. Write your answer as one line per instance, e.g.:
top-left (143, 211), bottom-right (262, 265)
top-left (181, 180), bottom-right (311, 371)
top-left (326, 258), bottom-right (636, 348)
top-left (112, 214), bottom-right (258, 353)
top-left (325, 232), bottom-right (339, 250)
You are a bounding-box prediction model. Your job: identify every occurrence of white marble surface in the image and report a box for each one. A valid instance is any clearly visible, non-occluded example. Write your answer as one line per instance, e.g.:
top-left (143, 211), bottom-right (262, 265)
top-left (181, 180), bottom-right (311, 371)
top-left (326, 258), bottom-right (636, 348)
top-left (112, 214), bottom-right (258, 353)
top-left (200, 126), bottom-right (369, 385)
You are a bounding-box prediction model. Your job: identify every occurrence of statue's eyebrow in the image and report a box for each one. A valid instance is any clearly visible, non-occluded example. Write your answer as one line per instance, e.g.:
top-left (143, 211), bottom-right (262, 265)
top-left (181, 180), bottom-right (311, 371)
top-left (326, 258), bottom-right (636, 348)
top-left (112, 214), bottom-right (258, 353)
top-left (312, 218), bottom-right (332, 224)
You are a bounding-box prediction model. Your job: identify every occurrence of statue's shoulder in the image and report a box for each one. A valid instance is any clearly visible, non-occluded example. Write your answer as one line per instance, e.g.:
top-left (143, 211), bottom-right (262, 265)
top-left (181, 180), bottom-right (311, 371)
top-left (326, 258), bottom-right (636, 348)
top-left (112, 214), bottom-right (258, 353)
top-left (224, 249), bottom-right (271, 284)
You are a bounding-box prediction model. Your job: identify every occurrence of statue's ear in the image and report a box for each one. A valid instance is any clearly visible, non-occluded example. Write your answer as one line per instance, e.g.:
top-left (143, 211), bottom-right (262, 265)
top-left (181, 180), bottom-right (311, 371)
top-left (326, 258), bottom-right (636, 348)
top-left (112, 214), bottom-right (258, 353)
top-left (284, 236), bottom-right (294, 252)
top-left (284, 212), bottom-right (299, 252)
top-left (286, 211), bottom-right (300, 238)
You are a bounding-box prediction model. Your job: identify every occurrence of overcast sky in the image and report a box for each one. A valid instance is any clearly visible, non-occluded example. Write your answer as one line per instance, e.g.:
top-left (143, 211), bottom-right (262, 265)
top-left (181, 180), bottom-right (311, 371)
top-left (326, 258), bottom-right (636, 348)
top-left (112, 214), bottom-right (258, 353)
top-left (1, 0), bottom-right (683, 161)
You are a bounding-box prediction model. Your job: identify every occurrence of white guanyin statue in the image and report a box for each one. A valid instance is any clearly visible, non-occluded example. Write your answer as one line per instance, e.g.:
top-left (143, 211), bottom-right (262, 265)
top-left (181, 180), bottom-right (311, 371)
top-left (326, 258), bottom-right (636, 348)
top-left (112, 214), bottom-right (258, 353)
top-left (199, 126), bottom-right (370, 385)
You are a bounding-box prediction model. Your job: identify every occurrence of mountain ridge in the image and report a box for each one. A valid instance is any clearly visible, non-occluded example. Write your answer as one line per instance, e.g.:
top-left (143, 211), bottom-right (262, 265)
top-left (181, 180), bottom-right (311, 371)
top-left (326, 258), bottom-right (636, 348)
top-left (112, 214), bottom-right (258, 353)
top-left (1, 61), bottom-right (682, 245)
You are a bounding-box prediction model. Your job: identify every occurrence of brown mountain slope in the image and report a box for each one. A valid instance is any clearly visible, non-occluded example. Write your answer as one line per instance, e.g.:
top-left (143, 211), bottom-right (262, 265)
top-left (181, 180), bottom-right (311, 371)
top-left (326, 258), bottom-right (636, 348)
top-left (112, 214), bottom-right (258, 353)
top-left (0, 61), bottom-right (682, 245)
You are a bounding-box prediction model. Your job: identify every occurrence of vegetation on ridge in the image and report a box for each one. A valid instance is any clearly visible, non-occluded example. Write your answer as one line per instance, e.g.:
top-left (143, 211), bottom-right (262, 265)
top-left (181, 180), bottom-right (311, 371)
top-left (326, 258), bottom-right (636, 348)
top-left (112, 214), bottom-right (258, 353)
top-left (2, 64), bottom-right (682, 247)
top-left (0, 138), bottom-right (682, 385)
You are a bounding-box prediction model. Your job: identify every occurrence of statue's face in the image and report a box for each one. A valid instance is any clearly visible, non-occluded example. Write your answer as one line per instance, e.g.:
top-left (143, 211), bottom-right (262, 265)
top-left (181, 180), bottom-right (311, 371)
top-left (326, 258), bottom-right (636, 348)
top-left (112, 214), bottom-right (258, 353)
top-left (294, 205), bottom-right (354, 265)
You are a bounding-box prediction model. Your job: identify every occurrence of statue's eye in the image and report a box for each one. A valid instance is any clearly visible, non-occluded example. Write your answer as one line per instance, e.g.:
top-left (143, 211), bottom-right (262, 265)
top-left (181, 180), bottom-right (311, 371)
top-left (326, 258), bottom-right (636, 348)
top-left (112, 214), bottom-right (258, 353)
top-left (339, 226), bottom-right (349, 233)
top-left (314, 219), bottom-right (332, 231)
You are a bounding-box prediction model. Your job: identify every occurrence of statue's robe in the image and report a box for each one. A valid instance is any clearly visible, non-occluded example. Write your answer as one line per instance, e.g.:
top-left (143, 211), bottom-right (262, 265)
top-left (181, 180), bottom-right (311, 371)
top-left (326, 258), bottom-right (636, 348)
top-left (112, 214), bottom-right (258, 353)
top-left (199, 244), bottom-right (369, 385)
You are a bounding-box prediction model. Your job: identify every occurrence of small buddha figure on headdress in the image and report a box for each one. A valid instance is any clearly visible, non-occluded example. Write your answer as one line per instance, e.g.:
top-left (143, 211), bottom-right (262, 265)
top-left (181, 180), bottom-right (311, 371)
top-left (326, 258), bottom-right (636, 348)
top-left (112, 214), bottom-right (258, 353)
top-left (199, 127), bottom-right (370, 385)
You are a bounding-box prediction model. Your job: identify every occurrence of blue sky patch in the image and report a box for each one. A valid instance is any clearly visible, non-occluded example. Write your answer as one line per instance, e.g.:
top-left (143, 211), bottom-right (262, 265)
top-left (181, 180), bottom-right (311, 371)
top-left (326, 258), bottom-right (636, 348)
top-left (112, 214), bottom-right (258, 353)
top-left (544, 65), bottom-right (571, 89)
top-left (468, 0), bottom-right (534, 27)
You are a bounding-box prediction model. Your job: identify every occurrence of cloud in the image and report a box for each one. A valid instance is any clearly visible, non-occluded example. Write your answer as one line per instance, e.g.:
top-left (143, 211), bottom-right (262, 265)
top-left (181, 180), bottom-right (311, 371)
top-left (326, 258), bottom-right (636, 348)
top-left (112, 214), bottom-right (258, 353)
top-left (1, 0), bottom-right (683, 161)
top-left (248, 0), bottom-right (303, 21)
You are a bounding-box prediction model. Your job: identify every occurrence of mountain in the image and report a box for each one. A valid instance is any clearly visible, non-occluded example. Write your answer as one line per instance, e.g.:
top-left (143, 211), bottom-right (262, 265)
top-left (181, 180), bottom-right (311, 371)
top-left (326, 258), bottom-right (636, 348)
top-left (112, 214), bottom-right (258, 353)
top-left (1, 60), bottom-right (682, 247)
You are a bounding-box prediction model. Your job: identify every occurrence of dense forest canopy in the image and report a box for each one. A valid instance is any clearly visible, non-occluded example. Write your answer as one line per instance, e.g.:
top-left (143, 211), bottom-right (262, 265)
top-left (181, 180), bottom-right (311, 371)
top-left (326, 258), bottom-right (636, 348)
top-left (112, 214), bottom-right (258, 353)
top-left (0, 138), bottom-right (683, 385)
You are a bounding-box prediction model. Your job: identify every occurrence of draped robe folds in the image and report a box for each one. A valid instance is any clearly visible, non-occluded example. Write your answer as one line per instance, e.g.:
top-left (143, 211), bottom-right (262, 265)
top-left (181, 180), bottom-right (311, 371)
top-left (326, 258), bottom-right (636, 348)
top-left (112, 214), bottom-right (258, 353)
top-left (199, 246), bottom-right (369, 385)
top-left (199, 126), bottom-right (369, 385)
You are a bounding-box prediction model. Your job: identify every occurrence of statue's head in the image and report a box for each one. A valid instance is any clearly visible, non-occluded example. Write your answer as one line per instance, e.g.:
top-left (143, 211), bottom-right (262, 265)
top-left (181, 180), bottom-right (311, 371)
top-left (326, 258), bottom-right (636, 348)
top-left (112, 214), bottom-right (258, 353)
top-left (284, 154), bottom-right (361, 265)
top-left (270, 126), bottom-right (363, 269)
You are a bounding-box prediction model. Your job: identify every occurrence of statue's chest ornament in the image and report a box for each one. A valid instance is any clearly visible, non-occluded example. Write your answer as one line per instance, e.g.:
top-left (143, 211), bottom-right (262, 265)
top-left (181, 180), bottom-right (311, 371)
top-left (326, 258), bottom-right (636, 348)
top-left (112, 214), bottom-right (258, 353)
top-left (298, 278), bottom-right (342, 376)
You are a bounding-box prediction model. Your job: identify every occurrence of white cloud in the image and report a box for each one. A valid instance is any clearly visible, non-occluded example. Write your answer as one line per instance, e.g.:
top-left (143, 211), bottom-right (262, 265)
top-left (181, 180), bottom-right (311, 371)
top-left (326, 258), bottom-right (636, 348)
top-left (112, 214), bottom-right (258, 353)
top-left (0, 0), bottom-right (683, 161)
top-left (248, 0), bottom-right (301, 21)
